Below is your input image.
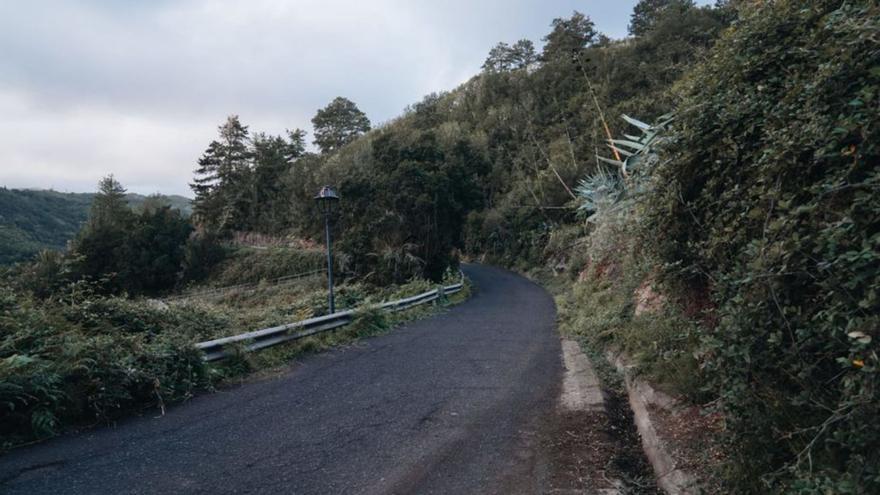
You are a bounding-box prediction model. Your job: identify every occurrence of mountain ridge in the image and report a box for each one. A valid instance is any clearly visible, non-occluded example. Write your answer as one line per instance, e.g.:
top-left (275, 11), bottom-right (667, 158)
top-left (0, 187), bottom-right (192, 264)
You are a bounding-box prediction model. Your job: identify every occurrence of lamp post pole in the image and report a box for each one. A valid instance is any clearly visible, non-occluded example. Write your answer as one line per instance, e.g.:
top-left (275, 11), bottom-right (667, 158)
top-left (314, 186), bottom-right (339, 314)
top-left (323, 206), bottom-right (335, 314)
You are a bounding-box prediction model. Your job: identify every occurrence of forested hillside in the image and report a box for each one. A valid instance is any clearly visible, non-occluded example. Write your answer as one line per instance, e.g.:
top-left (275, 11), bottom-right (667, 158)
top-left (2, 0), bottom-right (877, 490)
top-left (183, 2), bottom-right (730, 282)
top-left (0, 188), bottom-right (191, 264)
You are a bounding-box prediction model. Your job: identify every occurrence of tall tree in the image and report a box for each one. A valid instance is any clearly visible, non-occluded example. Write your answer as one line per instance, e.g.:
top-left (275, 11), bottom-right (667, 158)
top-left (249, 129), bottom-right (307, 232)
top-left (511, 39), bottom-right (538, 68)
top-left (336, 130), bottom-right (488, 283)
top-left (190, 140), bottom-right (223, 228)
top-left (311, 97), bottom-right (371, 153)
top-left (285, 128), bottom-right (307, 161)
top-left (190, 115), bottom-right (252, 233)
top-left (482, 42), bottom-right (515, 72)
top-left (541, 11), bottom-right (597, 61)
top-left (218, 115), bottom-right (251, 178)
top-left (71, 175), bottom-right (134, 291)
top-left (628, 0), bottom-right (695, 36)
top-left (88, 175), bottom-right (130, 230)
top-left (217, 115), bottom-right (252, 231)
top-left (482, 39), bottom-right (537, 72)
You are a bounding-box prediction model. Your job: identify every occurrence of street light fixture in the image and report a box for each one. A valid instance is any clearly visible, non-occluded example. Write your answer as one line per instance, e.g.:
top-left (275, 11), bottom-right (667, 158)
top-left (314, 185), bottom-right (339, 314)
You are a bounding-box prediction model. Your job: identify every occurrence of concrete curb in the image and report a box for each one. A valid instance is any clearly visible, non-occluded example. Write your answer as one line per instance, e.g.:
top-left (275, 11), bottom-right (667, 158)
top-left (606, 351), bottom-right (701, 495)
top-left (559, 339), bottom-right (605, 412)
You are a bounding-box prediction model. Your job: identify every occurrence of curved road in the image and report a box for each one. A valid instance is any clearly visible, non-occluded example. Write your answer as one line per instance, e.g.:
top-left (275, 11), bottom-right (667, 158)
top-left (0, 265), bottom-right (566, 494)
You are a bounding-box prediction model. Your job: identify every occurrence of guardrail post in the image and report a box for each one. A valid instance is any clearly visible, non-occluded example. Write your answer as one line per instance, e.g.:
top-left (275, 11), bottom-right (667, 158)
top-left (437, 285), bottom-right (446, 305)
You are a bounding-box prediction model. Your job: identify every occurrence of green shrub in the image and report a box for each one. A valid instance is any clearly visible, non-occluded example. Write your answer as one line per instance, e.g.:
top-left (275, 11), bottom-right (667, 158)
top-left (0, 285), bottom-right (218, 447)
top-left (9, 249), bottom-right (69, 298)
top-left (0, 253), bottom-right (449, 448)
top-left (181, 232), bottom-right (227, 284)
top-left (646, 1), bottom-right (880, 490)
top-left (347, 308), bottom-right (391, 338)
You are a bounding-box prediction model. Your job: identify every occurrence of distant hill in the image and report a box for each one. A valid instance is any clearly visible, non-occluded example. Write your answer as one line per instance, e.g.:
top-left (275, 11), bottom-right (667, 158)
top-left (0, 188), bottom-right (192, 264)
top-left (123, 192), bottom-right (192, 216)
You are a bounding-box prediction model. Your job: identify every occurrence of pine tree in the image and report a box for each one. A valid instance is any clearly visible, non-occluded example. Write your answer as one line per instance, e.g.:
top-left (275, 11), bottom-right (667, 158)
top-left (511, 39), bottom-right (538, 68)
top-left (71, 175), bottom-right (134, 291)
top-left (215, 115), bottom-right (251, 231)
top-left (190, 115), bottom-right (252, 233)
top-left (217, 115), bottom-right (251, 182)
top-left (190, 140), bottom-right (223, 229)
top-left (482, 40), bottom-right (537, 72)
top-left (88, 174), bottom-right (130, 230)
top-left (286, 128), bottom-right (307, 161)
top-left (482, 42), bottom-right (515, 71)
top-left (247, 129), bottom-right (308, 233)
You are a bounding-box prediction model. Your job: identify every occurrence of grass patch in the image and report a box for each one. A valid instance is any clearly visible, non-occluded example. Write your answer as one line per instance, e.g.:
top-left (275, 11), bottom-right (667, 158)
top-left (204, 245), bottom-right (326, 287)
top-left (206, 279), bottom-right (470, 382)
top-left (538, 261), bottom-right (707, 402)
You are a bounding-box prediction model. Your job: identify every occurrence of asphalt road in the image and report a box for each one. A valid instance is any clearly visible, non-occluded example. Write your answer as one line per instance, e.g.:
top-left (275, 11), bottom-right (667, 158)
top-left (0, 264), bottom-right (564, 494)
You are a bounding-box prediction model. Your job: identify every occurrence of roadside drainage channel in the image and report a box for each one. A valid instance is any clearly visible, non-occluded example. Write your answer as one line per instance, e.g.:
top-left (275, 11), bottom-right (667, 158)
top-left (606, 351), bottom-right (700, 495)
top-left (558, 339), bottom-right (659, 495)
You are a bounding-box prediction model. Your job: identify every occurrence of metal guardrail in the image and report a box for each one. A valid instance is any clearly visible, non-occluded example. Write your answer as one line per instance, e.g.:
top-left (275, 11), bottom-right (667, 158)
top-left (195, 278), bottom-right (464, 362)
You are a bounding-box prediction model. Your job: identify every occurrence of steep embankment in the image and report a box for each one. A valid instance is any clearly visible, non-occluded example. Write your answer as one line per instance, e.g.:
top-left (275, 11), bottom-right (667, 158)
top-left (547, 1), bottom-right (879, 491)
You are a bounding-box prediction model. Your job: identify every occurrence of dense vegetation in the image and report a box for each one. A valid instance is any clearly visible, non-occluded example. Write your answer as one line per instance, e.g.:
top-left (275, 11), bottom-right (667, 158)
top-left (647, 2), bottom-right (880, 490)
top-left (550, 1), bottom-right (878, 491)
top-left (0, 263), bottom-right (455, 448)
top-left (1, 0), bottom-right (877, 490)
top-left (0, 187), bottom-right (191, 264)
top-left (4, 177), bottom-right (204, 298)
top-left (1, 105), bottom-right (471, 449)
top-left (1, 172), bottom-right (460, 446)
top-left (181, 1), bottom-right (728, 284)
top-left (0, 286), bottom-right (217, 444)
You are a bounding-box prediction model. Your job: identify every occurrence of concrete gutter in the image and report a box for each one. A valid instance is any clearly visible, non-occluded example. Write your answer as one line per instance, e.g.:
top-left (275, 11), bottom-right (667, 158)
top-left (607, 351), bottom-right (701, 495)
top-left (559, 339), bottom-right (624, 495)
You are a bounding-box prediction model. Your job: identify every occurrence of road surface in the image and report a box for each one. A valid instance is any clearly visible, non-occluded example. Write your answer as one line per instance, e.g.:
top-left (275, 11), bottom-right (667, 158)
top-left (0, 265), bottom-right (571, 494)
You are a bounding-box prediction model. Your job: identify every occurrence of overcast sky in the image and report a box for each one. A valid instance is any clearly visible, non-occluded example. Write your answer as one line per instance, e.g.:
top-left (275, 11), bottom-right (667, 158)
top-left (0, 1), bottom-right (708, 197)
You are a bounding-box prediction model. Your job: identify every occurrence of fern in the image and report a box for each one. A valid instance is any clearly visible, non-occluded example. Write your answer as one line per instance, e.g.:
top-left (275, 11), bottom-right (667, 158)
top-left (31, 408), bottom-right (59, 438)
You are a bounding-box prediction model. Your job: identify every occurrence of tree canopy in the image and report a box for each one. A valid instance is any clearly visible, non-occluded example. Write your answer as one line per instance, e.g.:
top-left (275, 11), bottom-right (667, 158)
top-left (173, 7), bottom-right (730, 282)
top-left (70, 176), bottom-right (192, 295)
top-left (311, 97), bottom-right (371, 153)
top-left (628, 0), bottom-right (695, 36)
top-left (541, 11), bottom-right (597, 61)
top-left (190, 116), bottom-right (307, 235)
top-left (482, 39), bottom-right (538, 72)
